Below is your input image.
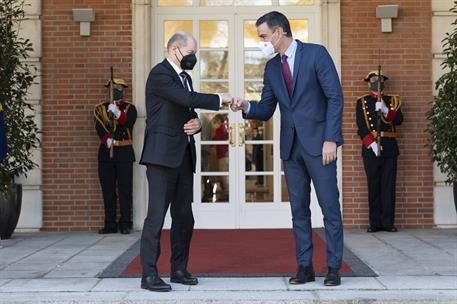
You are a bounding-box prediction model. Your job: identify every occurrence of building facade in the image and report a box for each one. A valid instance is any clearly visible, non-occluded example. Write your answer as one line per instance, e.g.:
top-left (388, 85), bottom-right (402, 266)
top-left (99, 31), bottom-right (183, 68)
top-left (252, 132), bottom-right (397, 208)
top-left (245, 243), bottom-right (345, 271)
top-left (16, 0), bottom-right (456, 232)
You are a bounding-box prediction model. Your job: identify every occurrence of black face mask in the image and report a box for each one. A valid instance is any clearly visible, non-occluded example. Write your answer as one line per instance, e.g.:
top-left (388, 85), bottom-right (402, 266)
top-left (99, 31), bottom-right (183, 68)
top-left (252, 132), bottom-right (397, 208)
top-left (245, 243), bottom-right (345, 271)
top-left (113, 88), bottom-right (123, 100)
top-left (176, 47), bottom-right (197, 70)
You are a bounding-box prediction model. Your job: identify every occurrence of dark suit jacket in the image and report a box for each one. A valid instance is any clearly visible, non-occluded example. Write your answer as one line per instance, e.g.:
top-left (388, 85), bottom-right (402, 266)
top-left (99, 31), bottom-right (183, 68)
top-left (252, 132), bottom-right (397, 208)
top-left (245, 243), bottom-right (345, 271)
top-left (244, 41), bottom-right (344, 159)
top-left (140, 59), bottom-right (220, 172)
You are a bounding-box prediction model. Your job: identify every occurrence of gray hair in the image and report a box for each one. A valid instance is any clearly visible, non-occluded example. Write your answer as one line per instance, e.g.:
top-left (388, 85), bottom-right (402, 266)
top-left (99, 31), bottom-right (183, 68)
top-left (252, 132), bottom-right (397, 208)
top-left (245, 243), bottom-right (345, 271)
top-left (166, 31), bottom-right (197, 51)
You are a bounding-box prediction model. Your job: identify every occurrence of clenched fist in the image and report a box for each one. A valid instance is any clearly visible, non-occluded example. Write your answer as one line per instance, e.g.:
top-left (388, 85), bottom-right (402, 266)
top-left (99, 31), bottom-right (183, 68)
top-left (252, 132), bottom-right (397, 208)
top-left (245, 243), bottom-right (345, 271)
top-left (230, 96), bottom-right (249, 112)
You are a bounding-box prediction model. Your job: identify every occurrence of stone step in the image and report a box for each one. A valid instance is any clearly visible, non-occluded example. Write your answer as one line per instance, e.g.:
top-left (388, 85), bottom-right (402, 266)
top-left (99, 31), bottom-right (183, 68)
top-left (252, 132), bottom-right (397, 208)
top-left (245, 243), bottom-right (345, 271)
top-left (0, 293), bottom-right (456, 304)
top-left (0, 277), bottom-right (456, 304)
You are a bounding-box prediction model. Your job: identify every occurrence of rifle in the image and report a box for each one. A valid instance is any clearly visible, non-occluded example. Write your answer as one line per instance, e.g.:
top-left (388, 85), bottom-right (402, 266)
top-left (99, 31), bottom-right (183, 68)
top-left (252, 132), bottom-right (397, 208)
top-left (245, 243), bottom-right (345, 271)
top-left (108, 67), bottom-right (115, 159)
top-left (375, 64), bottom-right (382, 157)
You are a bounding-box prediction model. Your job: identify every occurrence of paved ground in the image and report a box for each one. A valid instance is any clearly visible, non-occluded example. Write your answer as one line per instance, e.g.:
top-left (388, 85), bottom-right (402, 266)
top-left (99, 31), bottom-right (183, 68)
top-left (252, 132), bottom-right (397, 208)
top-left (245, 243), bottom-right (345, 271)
top-left (0, 229), bottom-right (456, 303)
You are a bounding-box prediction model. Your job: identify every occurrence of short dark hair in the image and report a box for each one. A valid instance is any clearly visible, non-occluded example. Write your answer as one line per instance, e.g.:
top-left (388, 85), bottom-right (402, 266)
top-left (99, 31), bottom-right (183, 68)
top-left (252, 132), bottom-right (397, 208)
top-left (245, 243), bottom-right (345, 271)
top-left (255, 11), bottom-right (292, 38)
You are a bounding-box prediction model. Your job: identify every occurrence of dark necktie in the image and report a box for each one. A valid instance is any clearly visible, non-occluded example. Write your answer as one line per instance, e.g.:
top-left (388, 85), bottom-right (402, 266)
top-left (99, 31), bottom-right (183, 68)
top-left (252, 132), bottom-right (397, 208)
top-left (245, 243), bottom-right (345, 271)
top-left (281, 54), bottom-right (293, 96)
top-left (180, 71), bottom-right (190, 91)
top-left (179, 72), bottom-right (193, 114)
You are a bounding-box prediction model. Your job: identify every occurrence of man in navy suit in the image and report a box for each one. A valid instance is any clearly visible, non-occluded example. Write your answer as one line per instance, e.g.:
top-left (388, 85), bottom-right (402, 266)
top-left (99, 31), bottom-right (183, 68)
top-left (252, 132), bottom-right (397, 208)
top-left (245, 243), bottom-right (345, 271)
top-left (232, 11), bottom-right (344, 286)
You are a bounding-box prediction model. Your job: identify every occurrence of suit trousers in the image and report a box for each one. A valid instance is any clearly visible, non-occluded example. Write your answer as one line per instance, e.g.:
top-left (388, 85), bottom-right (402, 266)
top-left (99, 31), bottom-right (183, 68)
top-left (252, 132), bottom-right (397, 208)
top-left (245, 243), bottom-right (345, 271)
top-left (98, 161), bottom-right (133, 230)
top-left (362, 153), bottom-right (397, 229)
top-left (140, 146), bottom-right (194, 277)
top-left (283, 132), bottom-right (343, 269)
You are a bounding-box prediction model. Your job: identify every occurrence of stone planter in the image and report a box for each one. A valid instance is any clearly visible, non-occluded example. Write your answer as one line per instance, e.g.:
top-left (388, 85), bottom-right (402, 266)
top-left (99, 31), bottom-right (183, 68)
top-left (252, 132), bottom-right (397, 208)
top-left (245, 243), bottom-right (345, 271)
top-left (0, 183), bottom-right (22, 239)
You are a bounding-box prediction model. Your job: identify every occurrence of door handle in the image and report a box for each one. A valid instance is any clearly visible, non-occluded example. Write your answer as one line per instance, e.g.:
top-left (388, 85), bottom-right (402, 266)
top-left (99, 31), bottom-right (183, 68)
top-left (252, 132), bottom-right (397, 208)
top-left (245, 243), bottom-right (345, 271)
top-left (229, 123), bottom-right (236, 147)
top-left (238, 123), bottom-right (245, 146)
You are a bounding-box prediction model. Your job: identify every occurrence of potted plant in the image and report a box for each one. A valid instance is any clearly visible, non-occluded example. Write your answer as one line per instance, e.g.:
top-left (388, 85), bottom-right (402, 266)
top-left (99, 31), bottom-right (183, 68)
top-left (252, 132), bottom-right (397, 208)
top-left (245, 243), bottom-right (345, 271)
top-left (427, 1), bottom-right (457, 213)
top-left (0, 0), bottom-right (39, 239)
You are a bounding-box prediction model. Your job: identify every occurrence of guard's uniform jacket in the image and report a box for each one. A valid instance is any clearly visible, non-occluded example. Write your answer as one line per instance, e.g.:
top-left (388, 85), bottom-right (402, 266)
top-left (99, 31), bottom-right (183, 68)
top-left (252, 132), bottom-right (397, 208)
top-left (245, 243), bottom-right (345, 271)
top-left (356, 93), bottom-right (403, 230)
top-left (94, 100), bottom-right (137, 162)
top-left (93, 99), bottom-right (137, 232)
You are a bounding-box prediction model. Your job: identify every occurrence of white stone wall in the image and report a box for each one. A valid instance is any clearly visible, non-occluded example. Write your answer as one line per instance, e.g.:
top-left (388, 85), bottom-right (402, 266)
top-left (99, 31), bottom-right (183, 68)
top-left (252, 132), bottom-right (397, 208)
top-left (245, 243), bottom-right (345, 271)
top-left (15, 0), bottom-right (42, 231)
top-left (131, 0), bottom-right (152, 230)
top-left (432, 0), bottom-right (457, 227)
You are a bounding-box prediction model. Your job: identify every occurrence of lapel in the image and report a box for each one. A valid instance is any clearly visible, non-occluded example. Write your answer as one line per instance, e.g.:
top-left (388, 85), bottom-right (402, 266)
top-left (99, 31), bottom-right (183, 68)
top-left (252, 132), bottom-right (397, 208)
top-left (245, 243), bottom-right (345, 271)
top-left (291, 40), bottom-right (304, 107)
top-left (271, 54), bottom-right (292, 107)
top-left (162, 59), bottom-right (184, 88)
top-left (162, 59), bottom-right (195, 112)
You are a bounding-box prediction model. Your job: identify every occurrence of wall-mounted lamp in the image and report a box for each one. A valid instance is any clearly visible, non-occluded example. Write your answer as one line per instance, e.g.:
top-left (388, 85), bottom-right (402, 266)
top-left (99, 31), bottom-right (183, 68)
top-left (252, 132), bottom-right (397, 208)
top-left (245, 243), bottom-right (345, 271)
top-left (376, 5), bottom-right (399, 33)
top-left (72, 8), bottom-right (95, 37)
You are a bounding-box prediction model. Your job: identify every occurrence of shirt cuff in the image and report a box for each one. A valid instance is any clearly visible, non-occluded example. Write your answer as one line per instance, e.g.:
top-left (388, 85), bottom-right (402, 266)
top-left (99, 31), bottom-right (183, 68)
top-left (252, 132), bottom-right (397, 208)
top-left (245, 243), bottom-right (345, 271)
top-left (385, 108), bottom-right (396, 122)
top-left (218, 95), bottom-right (223, 109)
top-left (118, 112), bottom-right (126, 125)
top-left (362, 134), bottom-right (376, 149)
top-left (244, 102), bottom-right (251, 114)
top-left (101, 133), bottom-right (110, 145)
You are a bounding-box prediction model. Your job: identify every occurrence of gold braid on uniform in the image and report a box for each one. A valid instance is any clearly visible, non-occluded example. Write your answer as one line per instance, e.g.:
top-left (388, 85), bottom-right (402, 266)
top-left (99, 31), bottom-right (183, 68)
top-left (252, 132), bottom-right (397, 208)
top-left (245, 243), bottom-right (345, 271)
top-left (93, 102), bottom-right (116, 134)
top-left (360, 96), bottom-right (372, 132)
top-left (380, 95), bottom-right (401, 127)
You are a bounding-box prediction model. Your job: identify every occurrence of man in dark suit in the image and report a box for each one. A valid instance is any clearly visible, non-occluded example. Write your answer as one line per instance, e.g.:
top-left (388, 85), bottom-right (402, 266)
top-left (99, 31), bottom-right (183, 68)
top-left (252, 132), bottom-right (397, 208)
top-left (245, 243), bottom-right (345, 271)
top-left (356, 70), bottom-right (403, 233)
top-left (139, 31), bottom-right (232, 292)
top-left (232, 11), bottom-right (344, 286)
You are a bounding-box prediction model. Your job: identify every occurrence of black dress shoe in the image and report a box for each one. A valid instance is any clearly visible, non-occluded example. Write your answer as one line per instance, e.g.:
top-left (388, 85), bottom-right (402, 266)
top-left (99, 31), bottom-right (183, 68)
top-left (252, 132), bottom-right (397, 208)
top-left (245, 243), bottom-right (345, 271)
top-left (289, 266), bottom-right (315, 284)
top-left (170, 270), bottom-right (198, 285)
top-left (367, 226), bottom-right (379, 233)
top-left (120, 227), bottom-right (131, 234)
top-left (324, 267), bottom-right (341, 286)
top-left (383, 226), bottom-right (398, 232)
top-left (141, 275), bottom-right (171, 292)
top-left (98, 227), bottom-right (117, 234)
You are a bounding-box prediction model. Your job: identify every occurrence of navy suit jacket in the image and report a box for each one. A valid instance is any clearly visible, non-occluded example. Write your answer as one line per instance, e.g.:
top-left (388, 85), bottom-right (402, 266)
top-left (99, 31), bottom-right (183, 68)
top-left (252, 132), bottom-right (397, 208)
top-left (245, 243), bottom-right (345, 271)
top-left (244, 41), bottom-right (344, 159)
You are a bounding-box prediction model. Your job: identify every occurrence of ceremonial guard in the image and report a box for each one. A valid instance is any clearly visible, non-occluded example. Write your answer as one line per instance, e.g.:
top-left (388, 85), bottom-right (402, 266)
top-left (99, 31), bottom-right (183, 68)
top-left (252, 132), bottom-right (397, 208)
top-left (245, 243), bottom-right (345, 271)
top-left (94, 78), bottom-right (137, 234)
top-left (356, 70), bottom-right (403, 233)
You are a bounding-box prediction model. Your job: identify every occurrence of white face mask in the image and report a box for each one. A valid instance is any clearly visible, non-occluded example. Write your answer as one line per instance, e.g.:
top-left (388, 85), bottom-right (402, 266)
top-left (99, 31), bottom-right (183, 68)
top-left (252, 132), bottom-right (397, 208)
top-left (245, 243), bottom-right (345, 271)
top-left (258, 41), bottom-right (275, 57)
top-left (258, 30), bottom-right (284, 57)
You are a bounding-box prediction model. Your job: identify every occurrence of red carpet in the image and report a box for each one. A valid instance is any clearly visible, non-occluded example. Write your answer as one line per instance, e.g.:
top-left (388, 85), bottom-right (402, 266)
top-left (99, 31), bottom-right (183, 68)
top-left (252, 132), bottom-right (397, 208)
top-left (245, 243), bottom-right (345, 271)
top-left (122, 229), bottom-right (352, 276)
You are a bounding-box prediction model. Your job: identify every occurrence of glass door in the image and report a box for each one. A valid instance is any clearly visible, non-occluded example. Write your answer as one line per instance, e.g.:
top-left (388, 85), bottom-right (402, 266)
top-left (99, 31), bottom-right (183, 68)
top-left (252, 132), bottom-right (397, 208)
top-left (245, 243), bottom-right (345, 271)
top-left (154, 4), bottom-right (324, 229)
top-left (157, 15), bottom-right (238, 228)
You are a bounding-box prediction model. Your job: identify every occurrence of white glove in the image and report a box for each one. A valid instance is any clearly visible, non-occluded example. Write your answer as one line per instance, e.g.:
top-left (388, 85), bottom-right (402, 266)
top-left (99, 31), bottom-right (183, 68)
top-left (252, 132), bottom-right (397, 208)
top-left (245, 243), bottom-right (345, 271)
top-left (106, 138), bottom-right (113, 148)
top-left (370, 142), bottom-right (378, 156)
top-left (375, 100), bottom-right (388, 116)
top-left (108, 104), bottom-right (121, 119)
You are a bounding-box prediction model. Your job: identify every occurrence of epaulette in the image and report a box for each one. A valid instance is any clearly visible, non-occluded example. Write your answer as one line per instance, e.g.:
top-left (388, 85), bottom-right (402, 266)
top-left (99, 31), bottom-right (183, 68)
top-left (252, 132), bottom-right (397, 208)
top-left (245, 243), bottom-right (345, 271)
top-left (93, 102), bottom-right (111, 134)
top-left (389, 95), bottom-right (401, 111)
top-left (357, 94), bottom-right (370, 101)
